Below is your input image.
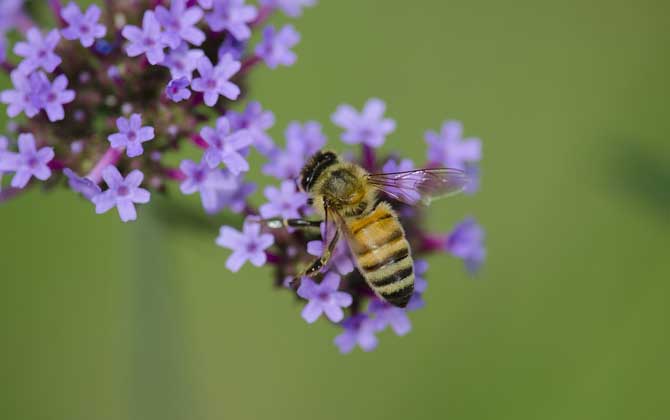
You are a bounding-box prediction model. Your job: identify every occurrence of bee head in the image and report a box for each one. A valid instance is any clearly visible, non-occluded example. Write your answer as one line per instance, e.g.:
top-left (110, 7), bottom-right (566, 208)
top-left (300, 150), bottom-right (339, 192)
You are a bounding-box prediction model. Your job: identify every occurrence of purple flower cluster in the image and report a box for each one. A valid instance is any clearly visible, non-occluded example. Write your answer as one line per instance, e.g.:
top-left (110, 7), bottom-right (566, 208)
top-left (0, 0), bottom-right (486, 354)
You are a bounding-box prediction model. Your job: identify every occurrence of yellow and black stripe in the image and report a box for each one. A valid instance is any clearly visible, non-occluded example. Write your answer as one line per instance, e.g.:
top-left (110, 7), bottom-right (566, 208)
top-left (346, 202), bottom-right (415, 307)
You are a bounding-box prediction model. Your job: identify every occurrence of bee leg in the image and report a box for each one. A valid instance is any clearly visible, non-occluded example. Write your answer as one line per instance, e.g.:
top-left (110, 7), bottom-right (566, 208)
top-left (262, 218), bottom-right (323, 230)
top-left (290, 229), bottom-right (341, 288)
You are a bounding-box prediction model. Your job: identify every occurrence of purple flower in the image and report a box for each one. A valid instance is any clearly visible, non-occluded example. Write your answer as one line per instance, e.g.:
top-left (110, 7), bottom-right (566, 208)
top-left (155, 0), bottom-right (205, 49)
top-left (61, 3), bottom-right (107, 48)
top-left (227, 102), bottom-right (275, 154)
top-left (161, 45), bottom-right (204, 80)
top-left (179, 158), bottom-right (237, 213)
top-left (198, 0), bottom-right (213, 9)
top-left (0, 133), bottom-right (54, 189)
top-left (217, 178), bottom-right (256, 213)
top-left (92, 166), bottom-right (150, 222)
top-left (369, 299), bottom-right (411, 336)
top-left (262, 120), bottom-right (326, 180)
top-left (63, 168), bottom-right (101, 200)
top-left (216, 220), bottom-right (274, 272)
top-left (425, 121), bottom-right (482, 170)
top-left (107, 113), bottom-right (155, 158)
top-left (307, 223), bottom-right (354, 275)
top-left (260, 0), bottom-right (316, 17)
top-left (14, 28), bottom-right (61, 73)
top-left (1, 70), bottom-right (42, 118)
top-left (33, 72), bottom-right (76, 122)
top-left (218, 36), bottom-right (246, 61)
top-left (166, 77), bottom-right (192, 102)
top-left (255, 25), bottom-right (300, 69)
top-left (191, 54), bottom-right (241, 106)
top-left (446, 217), bottom-right (486, 273)
top-left (332, 98), bottom-right (396, 148)
top-left (259, 180), bottom-right (309, 219)
top-left (0, 0), bottom-right (24, 33)
top-left (206, 0), bottom-right (257, 40)
top-left (297, 273), bottom-right (352, 323)
top-left (0, 36), bottom-right (7, 63)
top-left (334, 314), bottom-right (379, 354)
top-left (200, 116), bottom-right (252, 173)
top-left (382, 158), bottom-right (414, 174)
top-left (406, 260), bottom-right (428, 311)
top-left (122, 11), bottom-right (167, 65)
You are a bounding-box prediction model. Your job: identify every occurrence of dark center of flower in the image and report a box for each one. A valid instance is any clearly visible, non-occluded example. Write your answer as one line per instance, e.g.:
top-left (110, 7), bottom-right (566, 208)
top-left (27, 156), bottom-right (39, 168)
top-left (127, 131), bottom-right (137, 142)
top-left (318, 291), bottom-right (330, 301)
top-left (206, 79), bottom-right (217, 89)
top-left (79, 24), bottom-right (90, 34)
top-left (359, 127), bottom-right (373, 139)
top-left (46, 92), bottom-right (56, 103)
top-left (246, 242), bottom-right (259, 254)
top-left (37, 49), bottom-right (47, 58)
top-left (143, 37), bottom-right (156, 47)
top-left (193, 169), bottom-right (206, 183)
top-left (117, 185), bottom-right (130, 197)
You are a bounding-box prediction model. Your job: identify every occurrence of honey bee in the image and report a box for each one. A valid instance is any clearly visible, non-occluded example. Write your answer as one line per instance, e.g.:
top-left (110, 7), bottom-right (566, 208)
top-left (266, 150), bottom-right (468, 308)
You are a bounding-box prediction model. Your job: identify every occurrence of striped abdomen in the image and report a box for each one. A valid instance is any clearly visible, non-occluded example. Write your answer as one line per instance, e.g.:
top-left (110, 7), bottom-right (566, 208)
top-left (345, 202), bottom-right (414, 307)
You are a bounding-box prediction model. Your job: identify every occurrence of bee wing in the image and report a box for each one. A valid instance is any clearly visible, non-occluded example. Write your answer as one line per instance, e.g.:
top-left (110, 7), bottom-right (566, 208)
top-left (366, 168), bottom-right (469, 206)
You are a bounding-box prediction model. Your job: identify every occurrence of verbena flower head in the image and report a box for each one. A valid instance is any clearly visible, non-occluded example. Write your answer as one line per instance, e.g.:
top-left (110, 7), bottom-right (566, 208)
top-left (332, 98), bottom-right (396, 148)
top-left (0, 1), bottom-right (486, 355)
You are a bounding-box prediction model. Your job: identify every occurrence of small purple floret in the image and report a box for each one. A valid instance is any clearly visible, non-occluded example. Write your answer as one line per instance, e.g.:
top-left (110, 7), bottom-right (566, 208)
top-left (332, 98), bottom-right (396, 148)
top-left (0, 133), bottom-right (54, 189)
top-left (92, 166), bottom-right (151, 222)
top-left (108, 113), bottom-right (155, 158)
top-left (200, 116), bottom-right (252, 173)
top-left (206, 0), bottom-right (257, 40)
top-left (227, 101), bottom-right (275, 154)
top-left (155, 0), bottom-right (205, 49)
top-left (216, 220), bottom-right (274, 272)
top-left (179, 158), bottom-right (237, 214)
top-left (334, 314), bottom-right (379, 354)
top-left (446, 217), bottom-right (486, 273)
top-left (255, 24), bottom-right (300, 69)
top-left (166, 77), bottom-right (192, 102)
top-left (259, 180), bottom-right (309, 220)
top-left (63, 168), bottom-right (101, 200)
top-left (14, 28), bottom-right (62, 73)
top-left (122, 11), bottom-right (167, 65)
top-left (191, 54), bottom-right (241, 106)
top-left (61, 3), bottom-right (107, 48)
top-left (369, 299), bottom-right (412, 336)
top-left (260, 0), bottom-right (317, 17)
top-left (425, 120), bottom-right (482, 170)
top-left (297, 273), bottom-right (352, 323)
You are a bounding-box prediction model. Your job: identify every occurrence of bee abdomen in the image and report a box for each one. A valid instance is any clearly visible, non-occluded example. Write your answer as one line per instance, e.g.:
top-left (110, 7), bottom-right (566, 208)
top-left (348, 206), bottom-right (415, 308)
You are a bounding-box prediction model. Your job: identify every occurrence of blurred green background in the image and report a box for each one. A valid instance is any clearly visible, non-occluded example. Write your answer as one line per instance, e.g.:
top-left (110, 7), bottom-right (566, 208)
top-left (2, 0), bottom-right (669, 419)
